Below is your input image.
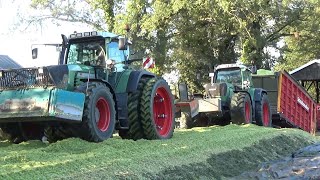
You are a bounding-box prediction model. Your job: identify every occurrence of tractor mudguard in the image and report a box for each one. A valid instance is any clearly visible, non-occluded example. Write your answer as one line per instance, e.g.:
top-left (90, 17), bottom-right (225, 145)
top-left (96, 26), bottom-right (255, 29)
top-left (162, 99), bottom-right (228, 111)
top-left (254, 88), bottom-right (267, 102)
top-left (126, 70), bottom-right (155, 93)
top-left (88, 79), bottom-right (117, 103)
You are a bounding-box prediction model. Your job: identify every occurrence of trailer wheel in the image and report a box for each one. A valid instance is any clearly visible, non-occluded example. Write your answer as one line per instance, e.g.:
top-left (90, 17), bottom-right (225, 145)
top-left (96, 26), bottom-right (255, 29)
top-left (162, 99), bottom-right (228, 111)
top-left (180, 112), bottom-right (193, 129)
top-left (77, 82), bottom-right (116, 142)
top-left (140, 78), bottom-right (175, 139)
top-left (119, 78), bottom-right (148, 140)
top-left (230, 92), bottom-right (252, 124)
top-left (255, 94), bottom-right (272, 127)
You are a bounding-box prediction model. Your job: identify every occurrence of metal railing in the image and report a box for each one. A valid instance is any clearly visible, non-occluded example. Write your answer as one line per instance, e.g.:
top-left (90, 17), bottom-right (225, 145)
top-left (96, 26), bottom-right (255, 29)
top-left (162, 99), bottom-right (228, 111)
top-left (0, 68), bottom-right (54, 90)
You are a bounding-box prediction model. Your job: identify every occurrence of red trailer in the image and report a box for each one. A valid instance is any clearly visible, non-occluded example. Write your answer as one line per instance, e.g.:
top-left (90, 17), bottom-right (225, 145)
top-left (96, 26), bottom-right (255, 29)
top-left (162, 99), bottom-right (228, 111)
top-left (252, 71), bottom-right (317, 135)
top-left (317, 105), bottom-right (320, 130)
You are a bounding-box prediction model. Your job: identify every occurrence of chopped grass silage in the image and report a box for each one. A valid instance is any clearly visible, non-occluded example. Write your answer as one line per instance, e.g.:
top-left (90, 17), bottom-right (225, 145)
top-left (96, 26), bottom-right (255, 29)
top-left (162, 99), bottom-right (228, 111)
top-left (0, 124), bottom-right (318, 179)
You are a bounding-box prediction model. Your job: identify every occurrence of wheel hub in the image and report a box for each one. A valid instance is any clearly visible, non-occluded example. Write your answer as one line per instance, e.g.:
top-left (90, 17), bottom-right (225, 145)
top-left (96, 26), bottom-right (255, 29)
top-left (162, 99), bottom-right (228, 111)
top-left (153, 87), bottom-right (172, 136)
top-left (96, 97), bottom-right (110, 132)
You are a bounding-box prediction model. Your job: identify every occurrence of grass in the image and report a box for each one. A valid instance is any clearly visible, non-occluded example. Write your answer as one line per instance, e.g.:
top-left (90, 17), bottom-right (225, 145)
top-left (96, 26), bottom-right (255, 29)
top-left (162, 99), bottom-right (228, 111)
top-left (0, 124), bottom-right (318, 179)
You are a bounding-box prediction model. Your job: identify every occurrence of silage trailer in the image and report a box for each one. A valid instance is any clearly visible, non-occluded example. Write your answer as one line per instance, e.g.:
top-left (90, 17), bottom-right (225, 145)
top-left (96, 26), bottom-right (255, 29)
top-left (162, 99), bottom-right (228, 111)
top-left (252, 70), bottom-right (317, 135)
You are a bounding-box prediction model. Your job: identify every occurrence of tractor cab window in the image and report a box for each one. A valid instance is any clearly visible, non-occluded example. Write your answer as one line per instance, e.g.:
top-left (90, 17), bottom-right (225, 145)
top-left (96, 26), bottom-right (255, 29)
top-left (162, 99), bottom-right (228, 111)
top-left (107, 41), bottom-right (128, 63)
top-left (215, 68), bottom-right (241, 85)
top-left (67, 40), bottom-right (106, 66)
top-left (107, 41), bottom-right (129, 72)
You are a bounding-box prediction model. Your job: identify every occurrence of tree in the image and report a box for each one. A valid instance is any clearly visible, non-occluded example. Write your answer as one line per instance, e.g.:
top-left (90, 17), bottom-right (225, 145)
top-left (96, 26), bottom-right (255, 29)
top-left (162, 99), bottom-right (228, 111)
top-left (28, 0), bottom-right (124, 31)
top-left (25, 0), bottom-right (320, 93)
top-left (217, 0), bottom-right (314, 69)
top-left (274, 1), bottom-right (320, 71)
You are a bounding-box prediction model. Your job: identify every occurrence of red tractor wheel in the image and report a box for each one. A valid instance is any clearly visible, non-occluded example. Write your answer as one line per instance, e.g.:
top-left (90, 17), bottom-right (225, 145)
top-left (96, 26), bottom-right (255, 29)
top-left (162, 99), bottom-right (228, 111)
top-left (255, 94), bottom-right (272, 127)
top-left (230, 92), bottom-right (252, 124)
top-left (77, 82), bottom-right (116, 142)
top-left (140, 78), bottom-right (175, 139)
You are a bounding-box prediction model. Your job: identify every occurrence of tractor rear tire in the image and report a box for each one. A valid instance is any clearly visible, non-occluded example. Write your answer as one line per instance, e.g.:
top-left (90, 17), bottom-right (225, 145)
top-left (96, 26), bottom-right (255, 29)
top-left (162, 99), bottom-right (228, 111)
top-left (119, 78), bottom-right (148, 140)
top-left (140, 78), bottom-right (175, 139)
top-left (44, 125), bottom-right (72, 143)
top-left (77, 82), bottom-right (116, 142)
top-left (230, 92), bottom-right (252, 124)
top-left (179, 112), bottom-right (193, 129)
top-left (255, 94), bottom-right (272, 127)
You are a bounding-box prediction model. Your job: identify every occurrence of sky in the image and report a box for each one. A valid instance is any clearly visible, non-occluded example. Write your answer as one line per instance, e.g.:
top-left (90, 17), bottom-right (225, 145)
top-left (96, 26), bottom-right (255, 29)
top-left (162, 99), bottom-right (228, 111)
top-left (0, 0), bottom-right (92, 67)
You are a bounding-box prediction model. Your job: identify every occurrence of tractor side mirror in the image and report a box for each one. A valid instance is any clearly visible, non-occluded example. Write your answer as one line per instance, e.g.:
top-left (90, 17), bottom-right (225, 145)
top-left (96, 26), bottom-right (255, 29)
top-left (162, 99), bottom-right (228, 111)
top-left (32, 48), bottom-right (38, 59)
top-left (118, 37), bottom-right (127, 50)
top-left (61, 34), bottom-right (68, 47)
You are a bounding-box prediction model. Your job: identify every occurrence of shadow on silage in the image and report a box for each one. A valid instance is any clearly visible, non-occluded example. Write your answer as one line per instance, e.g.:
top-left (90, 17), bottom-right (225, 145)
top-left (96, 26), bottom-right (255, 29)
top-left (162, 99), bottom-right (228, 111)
top-left (142, 134), bottom-right (313, 180)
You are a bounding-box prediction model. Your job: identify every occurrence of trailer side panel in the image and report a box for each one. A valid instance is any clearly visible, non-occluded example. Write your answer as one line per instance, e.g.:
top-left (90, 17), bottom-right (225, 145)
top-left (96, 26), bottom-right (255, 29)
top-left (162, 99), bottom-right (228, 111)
top-left (277, 71), bottom-right (316, 134)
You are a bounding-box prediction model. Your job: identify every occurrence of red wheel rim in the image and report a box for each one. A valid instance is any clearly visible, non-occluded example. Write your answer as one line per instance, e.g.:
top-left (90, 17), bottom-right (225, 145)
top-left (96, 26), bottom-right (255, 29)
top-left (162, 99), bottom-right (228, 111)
top-left (245, 101), bottom-right (251, 123)
top-left (262, 103), bottom-right (270, 126)
top-left (153, 87), bottom-right (173, 137)
top-left (96, 97), bottom-right (110, 131)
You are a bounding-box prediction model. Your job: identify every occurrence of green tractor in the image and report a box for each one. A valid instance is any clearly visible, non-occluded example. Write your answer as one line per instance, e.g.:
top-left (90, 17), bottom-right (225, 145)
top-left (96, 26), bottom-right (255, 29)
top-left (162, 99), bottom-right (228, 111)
top-left (179, 63), bottom-right (271, 128)
top-left (0, 31), bottom-right (175, 143)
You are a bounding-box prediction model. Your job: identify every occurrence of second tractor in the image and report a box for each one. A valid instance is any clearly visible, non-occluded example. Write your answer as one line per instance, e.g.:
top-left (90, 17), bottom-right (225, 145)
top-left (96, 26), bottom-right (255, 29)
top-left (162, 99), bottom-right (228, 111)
top-left (176, 64), bottom-right (272, 128)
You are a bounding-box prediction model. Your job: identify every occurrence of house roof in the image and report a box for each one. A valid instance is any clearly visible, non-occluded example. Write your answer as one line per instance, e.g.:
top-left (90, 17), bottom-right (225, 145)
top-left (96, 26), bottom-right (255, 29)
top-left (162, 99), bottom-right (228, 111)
top-left (290, 59), bottom-right (320, 81)
top-left (0, 55), bottom-right (22, 69)
top-left (289, 59), bottom-right (320, 74)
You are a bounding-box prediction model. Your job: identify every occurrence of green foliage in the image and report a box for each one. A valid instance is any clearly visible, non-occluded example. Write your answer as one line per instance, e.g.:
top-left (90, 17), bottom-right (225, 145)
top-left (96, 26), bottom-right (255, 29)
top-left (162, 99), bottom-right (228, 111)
top-left (26, 0), bottom-right (320, 92)
top-left (274, 1), bottom-right (320, 71)
top-left (0, 125), bottom-right (317, 179)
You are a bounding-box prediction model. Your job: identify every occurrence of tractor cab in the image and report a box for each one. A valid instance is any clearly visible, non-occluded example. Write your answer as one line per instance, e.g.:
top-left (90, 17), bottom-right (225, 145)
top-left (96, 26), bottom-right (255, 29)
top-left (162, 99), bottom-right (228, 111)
top-left (32, 31), bottom-right (130, 72)
top-left (30, 31), bottom-right (132, 91)
top-left (65, 31), bottom-right (130, 72)
top-left (212, 64), bottom-right (253, 90)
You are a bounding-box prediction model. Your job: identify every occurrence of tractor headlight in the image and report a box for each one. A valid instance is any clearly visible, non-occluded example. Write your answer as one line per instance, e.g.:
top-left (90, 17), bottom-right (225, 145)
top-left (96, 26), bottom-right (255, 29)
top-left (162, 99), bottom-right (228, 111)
top-left (106, 59), bottom-right (116, 70)
top-left (106, 59), bottom-right (115, 65)
top-left (38, 67), bottom-right (44, 74)
top-left (91, 31), bottom-right (98, 36)
top-left (70, 34), bottom-right (76, 38)
top-left (76, 33), bottom-right (82, 37)
top-left (84, 32), bottom-right (90, 36)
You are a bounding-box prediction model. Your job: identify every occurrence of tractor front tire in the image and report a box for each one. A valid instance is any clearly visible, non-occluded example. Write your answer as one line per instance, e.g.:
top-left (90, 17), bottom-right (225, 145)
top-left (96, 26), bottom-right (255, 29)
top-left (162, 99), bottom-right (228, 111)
top-left (140, 78), bottom-right (175, 139)
top-left (255, 93), bottom-right (272, 127)
top-left (230, 92), bottom-right (252, 124)
top-left (77, 82), bottom-right (116, 142)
